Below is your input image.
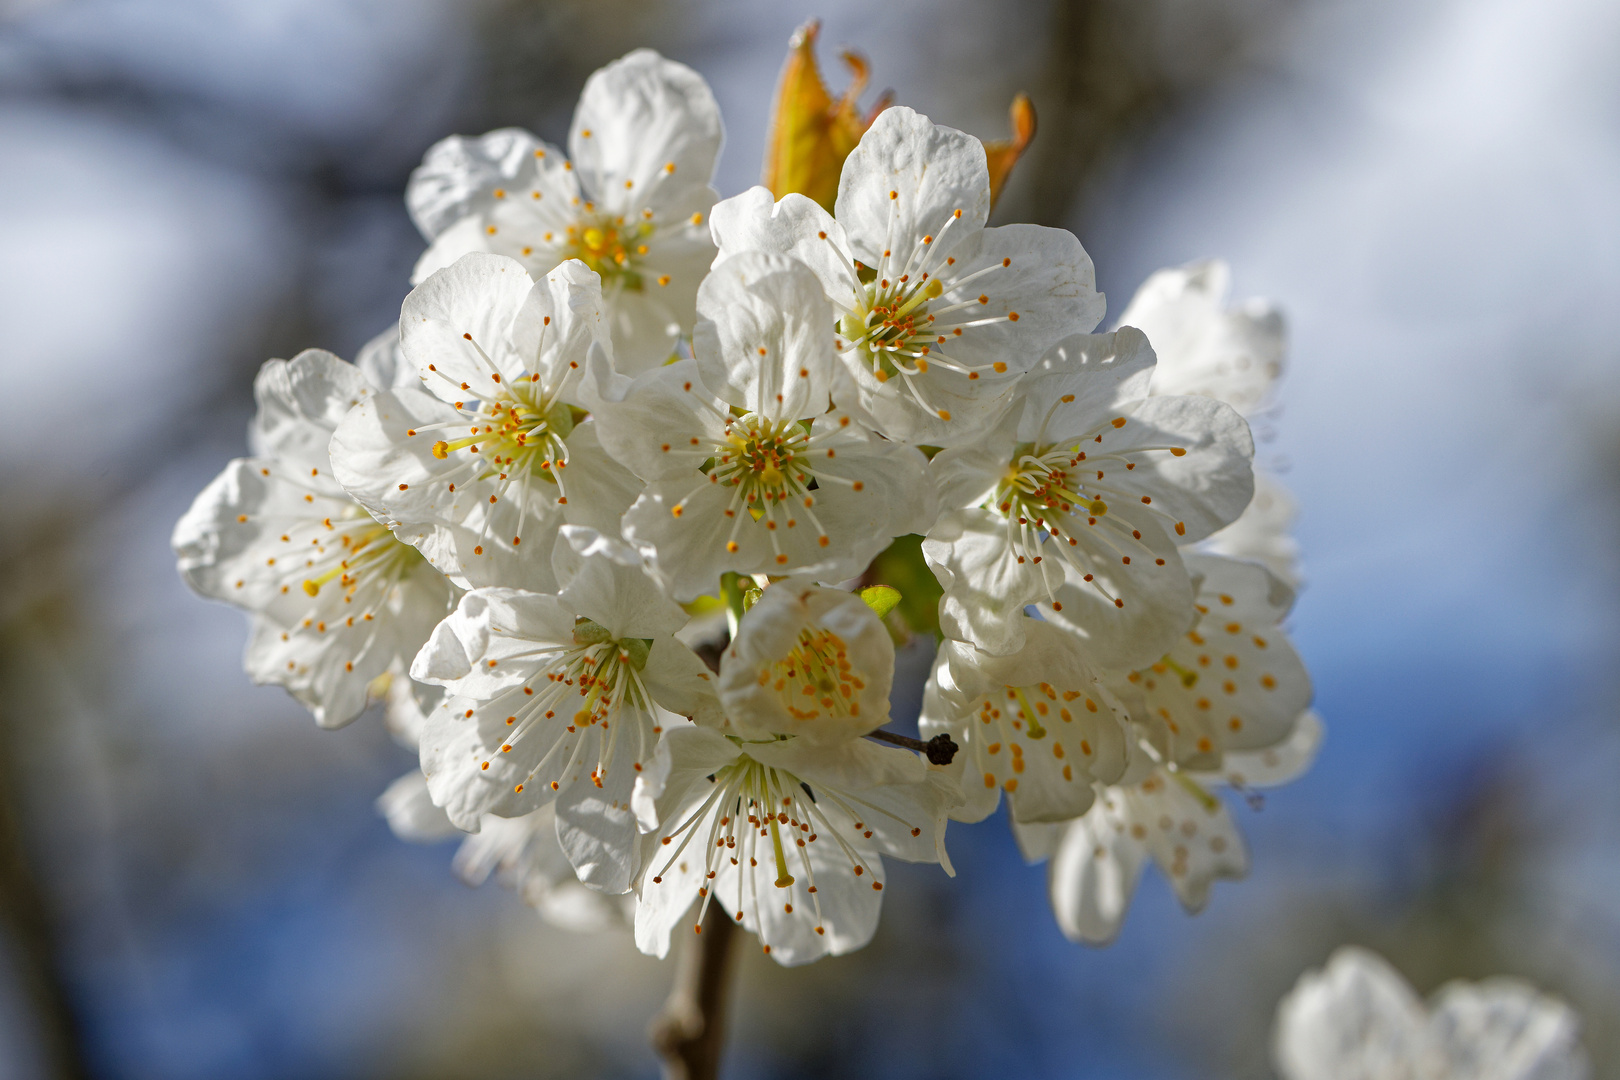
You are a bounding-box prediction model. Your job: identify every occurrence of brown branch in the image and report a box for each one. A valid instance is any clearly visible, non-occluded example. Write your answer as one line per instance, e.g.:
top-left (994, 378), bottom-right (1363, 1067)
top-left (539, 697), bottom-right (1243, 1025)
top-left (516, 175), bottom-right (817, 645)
top-left (649, 906), bottom-right (739, 1080)
top-left (0, 718), bottom-right (94, 1080)
top-left (868, 729), bottom-right (959, 765)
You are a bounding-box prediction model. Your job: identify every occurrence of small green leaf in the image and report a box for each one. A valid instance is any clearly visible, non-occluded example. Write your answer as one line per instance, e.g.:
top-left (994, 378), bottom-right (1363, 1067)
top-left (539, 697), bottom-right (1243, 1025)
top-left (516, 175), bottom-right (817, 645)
top-left (865, 534), bottom-right (943, 639)
top-left (860, 585), bottom-right (902, 619)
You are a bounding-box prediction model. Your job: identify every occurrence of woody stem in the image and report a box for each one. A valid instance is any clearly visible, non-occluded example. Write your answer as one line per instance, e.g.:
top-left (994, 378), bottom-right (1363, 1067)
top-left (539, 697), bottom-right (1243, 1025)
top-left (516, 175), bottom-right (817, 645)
top-left (649, 905), bottom-right (740, 1080)
top-left (649, 641), bottom-right (740, 1080)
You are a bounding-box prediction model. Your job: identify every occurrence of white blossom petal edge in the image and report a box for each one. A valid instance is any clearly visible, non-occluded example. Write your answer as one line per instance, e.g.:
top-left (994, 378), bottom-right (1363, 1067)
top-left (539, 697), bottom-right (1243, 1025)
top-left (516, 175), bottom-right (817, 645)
top-left (711, 107), bottom-right (1105, 445)
top-left (630, 725), bottom-right (959, 966)
top-left (408, 49), bottom-right (724, 372)
top-left (1273, 946), bottom-right (1589, 1080)
top-left (173, 349), bottom-right (454, 727)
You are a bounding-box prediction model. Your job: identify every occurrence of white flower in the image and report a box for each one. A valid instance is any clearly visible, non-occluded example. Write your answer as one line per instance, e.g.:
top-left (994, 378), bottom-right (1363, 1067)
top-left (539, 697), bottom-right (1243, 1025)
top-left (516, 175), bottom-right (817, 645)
top-left (630, 725), bottom-right (958, 966)
top-left (1114, 554), bottom-right (1311, 770)
top-left (353, 326), bottom-right (418, 392)
top-left (710, 106), bottom-right (1104, 445)
top-left (411, 528), bottom-right (719, 893)
top-left (581, 252), bottom-right (936, 602)
top-left (1199, 471), bottom-right (1301, 588)
top-left (173, 349), bottom-right (455, 728)
top-left (719, 580), bottom-right (894, 744)
top-left (919, 618), bottom-right (1131, 825)
top-left (378, 772), bottom-right (627, 932)
top-left (407, 49), bottom-right (723, 373)
top-left (1020, 709), bottom-right (1322, 946)
top-left (1273, 946), bottom-right (1590, 1080)
top-left (923, 328), bottom-right (1254, 669)
top-left (1119, 259), bottom-right (1285, 415)
top-left (1122, 259), bottom-right (1302, 586)
top-left (331, 254), bottom-right (642, 595)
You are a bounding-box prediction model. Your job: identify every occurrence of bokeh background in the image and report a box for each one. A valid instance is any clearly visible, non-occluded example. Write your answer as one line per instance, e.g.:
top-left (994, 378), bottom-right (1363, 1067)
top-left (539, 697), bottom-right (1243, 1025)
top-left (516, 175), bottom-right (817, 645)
top-left (4, 0), bottom-right (1620, 1076)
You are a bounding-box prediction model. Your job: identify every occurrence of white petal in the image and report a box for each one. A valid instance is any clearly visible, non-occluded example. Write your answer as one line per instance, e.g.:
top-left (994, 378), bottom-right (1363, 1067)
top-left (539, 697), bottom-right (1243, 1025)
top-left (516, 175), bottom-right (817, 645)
top-left (1046, 808), bottom-right (1145, 946)
top-left (554, 747), bottom-right (642, 894)
top-left (377, 770), bottom-right (461, 843)
top-left (400, 253), bottom-right (536, 401)
top-left (248, 349), bottom-right (372, 463)
top-left (694, 251), bottom-right (838, 418)
top-left (923, 508), bottom-right (1059, 656)
top-left (719, 580), bottom-right (893, 743)
top-left (1012, 329), bottom-right (1158, 442)
top-left (1272, 947), bottom-right (1432, 1080)
top-left (1430, 977), bottom-right (1589, 1080)
top-left (551, 527), bottom-right (684, 638)
top-left (508, 258), bottom-right (612, 397)
top-left (1104, 394), bottom-right (1255, 544)
top-left (569, 49), bottom-right (723, 215)
top-left (1118, 259), bottom-right (1287, 418)
top-left (1198, 469), bottom-right (1302, 588)
top-left (1214, 710), bottom-right (1324, 790)
top-left (1039, 536), bottom-right (1196, 674)
top-left (709, 187), bottom-right (860, 307)
top-left (406, 127), bottom-right (573, 241)
top-left (639, 643), bottom-right (723, 728)
top-left (834, 106), bottom-right (989, 268)
top-left (554, 420), bottom-right (645, 535)
top-left (577, 355), bottom-right (728, 481)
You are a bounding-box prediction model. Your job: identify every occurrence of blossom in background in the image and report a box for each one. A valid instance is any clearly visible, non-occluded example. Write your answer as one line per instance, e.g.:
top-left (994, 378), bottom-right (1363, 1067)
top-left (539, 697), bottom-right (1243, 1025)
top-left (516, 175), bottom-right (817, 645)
top-left (583, 252), bottom-right (934, 602)
top-left (920, 618), bottom-right (1131, 824)
top-left (925, 328), bottom-right (1254, 669)
top-left (1112, 554), bottom-right (1312, 770)
top-left (411, 528), bottom-right (717, 893)
top-left (630, 724), bottom-right (958, 965)
top-left (1022, 709), bottom-right (1322, 946)
top-left (1273, 946), bottom-right (1589, 1080)
top-left (379, 773), bottom-right (628, 932)
top-left (712, 106), bottom-right (1102, 446)
top-left (331, 254), bottom-right (641, 595)
top-left (717, 580), bottom-right (894, 744)
top-left (407, 50), bottom-right (723, 372)
top-left (173, 350), bottom-right (455, 727)
top-left (1122, 259), bottom-right (1301, 586)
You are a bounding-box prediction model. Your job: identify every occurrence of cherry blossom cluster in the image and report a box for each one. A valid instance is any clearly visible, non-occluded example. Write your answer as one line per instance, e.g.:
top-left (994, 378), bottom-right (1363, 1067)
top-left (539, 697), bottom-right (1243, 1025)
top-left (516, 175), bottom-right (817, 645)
top-left (174, 47), bottom-right (1318, 965)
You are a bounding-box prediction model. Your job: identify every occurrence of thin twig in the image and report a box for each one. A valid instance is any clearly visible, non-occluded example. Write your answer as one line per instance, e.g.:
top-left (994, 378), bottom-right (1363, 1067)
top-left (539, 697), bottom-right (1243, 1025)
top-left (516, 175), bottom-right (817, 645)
top-left (868, 729), bottom-right (959, 765)
top-left (649, 895), bottom-right (740, 1080)
top-left (649, 636), bottom-right (742, 1080)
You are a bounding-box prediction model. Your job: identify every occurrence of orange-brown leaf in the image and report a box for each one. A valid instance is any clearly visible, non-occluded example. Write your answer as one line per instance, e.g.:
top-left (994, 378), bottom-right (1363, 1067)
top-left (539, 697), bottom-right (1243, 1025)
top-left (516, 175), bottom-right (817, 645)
top-left (983, 93), bottom-right (1037, 211)
top-left (762, 20), bottom-right (882, 213)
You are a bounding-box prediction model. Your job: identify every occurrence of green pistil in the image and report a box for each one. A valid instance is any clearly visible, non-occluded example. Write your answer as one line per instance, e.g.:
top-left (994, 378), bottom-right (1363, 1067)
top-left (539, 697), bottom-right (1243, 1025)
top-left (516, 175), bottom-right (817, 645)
top-left (1012, 686), bottom-right (1047, 739)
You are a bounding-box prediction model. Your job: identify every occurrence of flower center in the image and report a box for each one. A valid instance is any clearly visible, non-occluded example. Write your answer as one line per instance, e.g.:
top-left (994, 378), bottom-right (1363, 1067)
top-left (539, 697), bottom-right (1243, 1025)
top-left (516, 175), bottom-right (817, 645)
top-left (972, 682), bottom-right (1102, 794)
top-left (564, 213), bottom-right (654, 290)
top-left (484, 618), bottom-right (654, 793)
top-left (715, 415), bottom-right (812, 506)
top-left (988, 423), bottom-right (1189, 610)
top-left (829, 205), bottom-right (1018, 422)
top-left (297, 514), bottom-right (424, 603)
top-left (650, 749), bottom-right (908, 950)
top-left (431, 392), bottom-right (574, 482)
top-left (767, 627), bottom-right (865, 723)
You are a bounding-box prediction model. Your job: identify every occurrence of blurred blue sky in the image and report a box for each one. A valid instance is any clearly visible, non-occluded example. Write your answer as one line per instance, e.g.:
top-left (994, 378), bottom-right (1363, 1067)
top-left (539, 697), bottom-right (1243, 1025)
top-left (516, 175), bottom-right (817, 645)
top-left (2, 0), bottom-right (1619, 1077)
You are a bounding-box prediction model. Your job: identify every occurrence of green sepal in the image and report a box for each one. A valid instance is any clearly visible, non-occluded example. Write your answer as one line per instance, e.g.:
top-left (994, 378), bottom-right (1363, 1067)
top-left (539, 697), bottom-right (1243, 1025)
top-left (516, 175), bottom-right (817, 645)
top-left (859, 585), bottom-right (902, 620)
